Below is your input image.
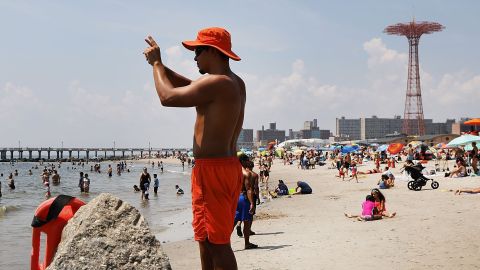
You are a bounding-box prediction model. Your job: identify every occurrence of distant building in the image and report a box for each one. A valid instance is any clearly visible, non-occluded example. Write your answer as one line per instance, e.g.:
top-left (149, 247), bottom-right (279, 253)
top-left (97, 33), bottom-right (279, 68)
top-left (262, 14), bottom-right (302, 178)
top-left (256, 123), bottom-right (285, 145)
top-left (337, 116), bottom-right (456, 140)
top-left (336, 117), bottom-right (362, 140)
top-left (286, 119), bottom-right (330, 140)
top-left (237, 129), bottom-right (254, 149)
top-left (451, 118), bottom-right (475, 134)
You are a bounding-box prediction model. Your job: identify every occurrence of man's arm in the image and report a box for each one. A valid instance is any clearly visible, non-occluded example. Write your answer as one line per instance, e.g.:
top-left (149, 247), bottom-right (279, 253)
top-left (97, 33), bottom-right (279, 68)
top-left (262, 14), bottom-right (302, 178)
top-left (144, 36), bottom-right (227, 107)
top-left (244, 171), bottom-right (254, 213)
top-left (163, 66), bottom-right (192, 88)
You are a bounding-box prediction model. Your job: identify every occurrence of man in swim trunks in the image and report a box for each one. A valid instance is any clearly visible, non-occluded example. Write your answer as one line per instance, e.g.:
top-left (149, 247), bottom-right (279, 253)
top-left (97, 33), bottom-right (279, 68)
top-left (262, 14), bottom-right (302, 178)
top-left (234, 155), bottom-right (257, 248)
top-left (144, 27), bottom-right (245, 269)
top-left (235, 160), bottom-right (259, 238)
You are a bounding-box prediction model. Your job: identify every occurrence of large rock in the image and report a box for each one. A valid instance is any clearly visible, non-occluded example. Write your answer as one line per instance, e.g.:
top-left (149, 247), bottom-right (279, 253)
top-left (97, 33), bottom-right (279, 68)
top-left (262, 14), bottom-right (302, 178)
top-left (47, 193), bottom-right (171, 270)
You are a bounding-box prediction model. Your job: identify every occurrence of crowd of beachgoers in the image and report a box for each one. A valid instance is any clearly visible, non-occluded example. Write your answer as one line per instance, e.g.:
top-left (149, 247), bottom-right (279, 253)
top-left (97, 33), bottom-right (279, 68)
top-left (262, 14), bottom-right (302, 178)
top-left (243, 139), bottom-right (479, 226)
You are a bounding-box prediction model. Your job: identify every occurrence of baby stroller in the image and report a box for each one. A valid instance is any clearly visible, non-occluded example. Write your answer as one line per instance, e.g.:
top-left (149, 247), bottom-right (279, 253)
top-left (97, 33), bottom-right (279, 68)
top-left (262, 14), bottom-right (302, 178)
top-left (404, 164), bottom-right (439, 191)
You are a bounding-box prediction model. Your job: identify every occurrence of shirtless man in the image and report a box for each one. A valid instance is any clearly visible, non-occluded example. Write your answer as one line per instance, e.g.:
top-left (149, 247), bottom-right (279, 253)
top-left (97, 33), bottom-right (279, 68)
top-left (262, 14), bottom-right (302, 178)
top-left (144, 27), bottom-right (245, 270)
top-left (235, 160), bottom-right (259, 238)
top-left (51, 170), bottom-right (60, 185)
top-left (234, 155), bottom-right (257, 249)
top-left (407, 144), bottom-right (414, 161)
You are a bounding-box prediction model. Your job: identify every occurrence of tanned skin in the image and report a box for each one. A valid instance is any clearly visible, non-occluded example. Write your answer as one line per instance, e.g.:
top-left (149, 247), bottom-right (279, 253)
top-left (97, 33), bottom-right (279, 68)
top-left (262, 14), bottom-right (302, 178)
top-left (240, 162), bottom-right (255, 248)
top-left (144, 36), bottom-right (245, 270)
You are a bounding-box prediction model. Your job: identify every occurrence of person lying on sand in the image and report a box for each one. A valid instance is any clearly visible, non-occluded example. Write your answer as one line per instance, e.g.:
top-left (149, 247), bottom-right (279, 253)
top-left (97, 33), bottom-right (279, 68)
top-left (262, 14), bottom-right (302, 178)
top-left (357, 168), bottom-right (381, 174)
top-left (454, 187), bottom-right (480, 195)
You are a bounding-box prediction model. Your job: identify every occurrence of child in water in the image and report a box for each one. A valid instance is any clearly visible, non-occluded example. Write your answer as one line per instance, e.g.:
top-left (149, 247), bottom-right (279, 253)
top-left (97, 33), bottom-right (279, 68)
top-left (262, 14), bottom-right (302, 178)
top-left (83, 173), bottom-right (90, 193)
top-left (175, 185), bottom-right (184, 195)
top-left (43, 177), bottom-right (51, 198)
top-left (144, 181), bottom-right (150, 200)
top-left (153, 174), bottom-right (159, 195)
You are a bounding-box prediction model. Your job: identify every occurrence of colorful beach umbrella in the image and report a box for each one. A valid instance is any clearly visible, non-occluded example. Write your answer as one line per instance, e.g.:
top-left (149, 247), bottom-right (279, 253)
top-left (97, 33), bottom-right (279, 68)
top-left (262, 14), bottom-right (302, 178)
top-left (446, 134), bottom-right (480, 147)
top-left (387, 143), bottom-right (404, 155)
top-left (463, 118), bottom-right (480, 125)
top-left (341, 145), bottom-right (359, 154)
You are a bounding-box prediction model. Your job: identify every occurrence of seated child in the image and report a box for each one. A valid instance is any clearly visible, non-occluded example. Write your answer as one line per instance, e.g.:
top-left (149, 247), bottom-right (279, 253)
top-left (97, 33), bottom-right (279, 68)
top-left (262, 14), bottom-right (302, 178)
top-left (344, 195), bottom-right (376, 221)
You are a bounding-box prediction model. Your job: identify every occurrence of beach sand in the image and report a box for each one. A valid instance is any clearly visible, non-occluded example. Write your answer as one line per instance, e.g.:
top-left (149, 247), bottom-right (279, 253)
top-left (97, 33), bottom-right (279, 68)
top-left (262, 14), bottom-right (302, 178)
top-left (163, 159), bottom-right (480, 270)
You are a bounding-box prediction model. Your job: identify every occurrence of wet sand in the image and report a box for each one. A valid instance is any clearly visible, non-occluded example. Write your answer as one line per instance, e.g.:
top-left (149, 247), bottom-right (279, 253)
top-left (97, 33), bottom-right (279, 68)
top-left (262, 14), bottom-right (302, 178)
top-left (163, 159), bottom-right (480, 270)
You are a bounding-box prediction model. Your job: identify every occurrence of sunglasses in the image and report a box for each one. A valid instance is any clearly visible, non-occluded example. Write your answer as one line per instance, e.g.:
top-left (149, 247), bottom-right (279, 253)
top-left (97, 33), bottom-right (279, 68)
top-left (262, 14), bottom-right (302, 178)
top-left (195, 46), bottom-right (207, 57)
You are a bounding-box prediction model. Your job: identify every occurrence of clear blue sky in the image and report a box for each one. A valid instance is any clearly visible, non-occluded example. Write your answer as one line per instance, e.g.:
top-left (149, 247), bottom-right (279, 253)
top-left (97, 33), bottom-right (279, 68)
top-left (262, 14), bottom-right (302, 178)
top-left (1, 0), bottom-right (479, 147)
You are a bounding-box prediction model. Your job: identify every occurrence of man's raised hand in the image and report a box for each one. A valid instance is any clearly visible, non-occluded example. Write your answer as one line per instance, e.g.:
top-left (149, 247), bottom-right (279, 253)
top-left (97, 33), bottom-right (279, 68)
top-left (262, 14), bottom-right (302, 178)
top-left (143, 35), bottom-right (162, 66)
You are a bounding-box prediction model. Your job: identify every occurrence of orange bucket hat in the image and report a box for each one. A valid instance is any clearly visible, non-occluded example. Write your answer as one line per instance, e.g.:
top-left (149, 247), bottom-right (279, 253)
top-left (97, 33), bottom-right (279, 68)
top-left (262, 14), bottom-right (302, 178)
top-left (182, 27), bottom-right (241, 61)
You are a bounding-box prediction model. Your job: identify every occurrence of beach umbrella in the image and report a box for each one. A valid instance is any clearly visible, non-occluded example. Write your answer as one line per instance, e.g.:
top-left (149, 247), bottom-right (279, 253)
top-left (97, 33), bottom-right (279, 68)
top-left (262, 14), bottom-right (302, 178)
top-left (387, 143), bottom-right (404, 155)
top-left (464, 144), bottom-right (476, 151)
top-left (376, 144), bottom-right (388, 152)
top-left (187, 151), bottom-right (194, 157)
top-left (408, 141), bottom-right (422, 148)
top-left (435, 143), bottom-right (447, 149)
top-left (341, 145), bottom-right (359, 154)
top-left (463, 118), bottom-right (480, 125)
top-left (446, 134), bottom-right (480, 147)
top-left (293, 149), bottom-right (303, 155)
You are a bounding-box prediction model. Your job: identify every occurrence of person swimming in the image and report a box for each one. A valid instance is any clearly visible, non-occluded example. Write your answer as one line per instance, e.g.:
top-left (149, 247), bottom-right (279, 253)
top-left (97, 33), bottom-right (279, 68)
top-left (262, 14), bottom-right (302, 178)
top-left (175, 185), bottom-right (184, 195)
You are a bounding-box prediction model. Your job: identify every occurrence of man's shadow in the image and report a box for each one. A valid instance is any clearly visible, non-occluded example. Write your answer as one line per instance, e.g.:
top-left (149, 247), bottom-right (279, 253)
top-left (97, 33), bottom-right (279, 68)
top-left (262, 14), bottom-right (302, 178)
top-left (235, 244), bottom-right (291, 252)
top-left (252, 231), bottom-right (284, 236)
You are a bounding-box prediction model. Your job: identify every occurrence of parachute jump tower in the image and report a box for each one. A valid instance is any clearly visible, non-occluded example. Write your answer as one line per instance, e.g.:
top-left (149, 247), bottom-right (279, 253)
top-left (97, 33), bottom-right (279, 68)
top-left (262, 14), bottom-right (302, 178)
top-left (384, 20), bottom-right (444, 136)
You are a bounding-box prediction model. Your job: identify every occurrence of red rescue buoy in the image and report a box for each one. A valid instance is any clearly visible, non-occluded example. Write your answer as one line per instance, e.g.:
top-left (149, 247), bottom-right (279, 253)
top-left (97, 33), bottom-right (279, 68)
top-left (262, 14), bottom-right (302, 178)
top-left (31, 195), bottom-right (85, 270)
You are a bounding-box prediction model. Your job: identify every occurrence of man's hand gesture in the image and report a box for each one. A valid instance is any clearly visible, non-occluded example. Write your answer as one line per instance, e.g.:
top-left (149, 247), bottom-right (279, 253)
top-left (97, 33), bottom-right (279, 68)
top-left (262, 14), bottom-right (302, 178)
top-left (144, 36), bottom-right (162, 66)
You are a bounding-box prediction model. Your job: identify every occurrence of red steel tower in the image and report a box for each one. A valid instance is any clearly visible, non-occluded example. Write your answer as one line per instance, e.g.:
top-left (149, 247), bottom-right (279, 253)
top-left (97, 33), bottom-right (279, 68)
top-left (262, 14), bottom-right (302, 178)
top-left (384, 20), bottom-right (444, 136)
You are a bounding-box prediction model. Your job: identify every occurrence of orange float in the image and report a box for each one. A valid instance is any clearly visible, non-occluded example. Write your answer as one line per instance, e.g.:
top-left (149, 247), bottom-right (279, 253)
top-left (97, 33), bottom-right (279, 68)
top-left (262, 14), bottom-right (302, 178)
top-left (387, 143), bottom-right (404, 155)
top-left (31, 195), bottom-right (85, 270)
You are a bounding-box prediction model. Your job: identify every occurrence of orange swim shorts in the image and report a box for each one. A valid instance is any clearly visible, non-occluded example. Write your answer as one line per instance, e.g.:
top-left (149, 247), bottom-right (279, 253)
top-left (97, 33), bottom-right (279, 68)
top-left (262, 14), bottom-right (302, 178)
top-left (191, 157), bottom-right (242, 244)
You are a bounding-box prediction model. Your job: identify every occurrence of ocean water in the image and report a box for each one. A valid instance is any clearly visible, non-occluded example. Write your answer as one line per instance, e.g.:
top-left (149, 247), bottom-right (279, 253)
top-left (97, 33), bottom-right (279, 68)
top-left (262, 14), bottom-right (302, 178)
top-left (0, 160), bottom-right (193, 269)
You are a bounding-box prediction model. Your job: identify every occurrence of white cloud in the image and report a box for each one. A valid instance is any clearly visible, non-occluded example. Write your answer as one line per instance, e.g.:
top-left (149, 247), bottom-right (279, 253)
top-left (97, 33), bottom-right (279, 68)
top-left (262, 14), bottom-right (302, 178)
top-left (0, 82), bottom-right (42, 119)
top-left (363, 38), bottom-right (407, 69)
top-left (2, 38), bottom-right (479, 147)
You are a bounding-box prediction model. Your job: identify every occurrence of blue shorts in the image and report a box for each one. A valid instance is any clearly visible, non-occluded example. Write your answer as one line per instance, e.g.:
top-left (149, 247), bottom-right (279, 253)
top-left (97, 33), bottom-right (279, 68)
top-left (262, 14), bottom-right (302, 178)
top-left (379, 181), bottom-right (387, 189)
top-left (235, 194), bottom-right (252, 221)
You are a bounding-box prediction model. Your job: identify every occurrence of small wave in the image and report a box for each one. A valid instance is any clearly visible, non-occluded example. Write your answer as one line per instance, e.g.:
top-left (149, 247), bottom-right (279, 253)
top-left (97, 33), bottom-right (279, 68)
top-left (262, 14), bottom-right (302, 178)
top-left (0, 205), bottom-right (22, 216)
top-left (166, 170), bottom-right (191, 176)
top-left (157, 207), bottom-right (189, 213)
